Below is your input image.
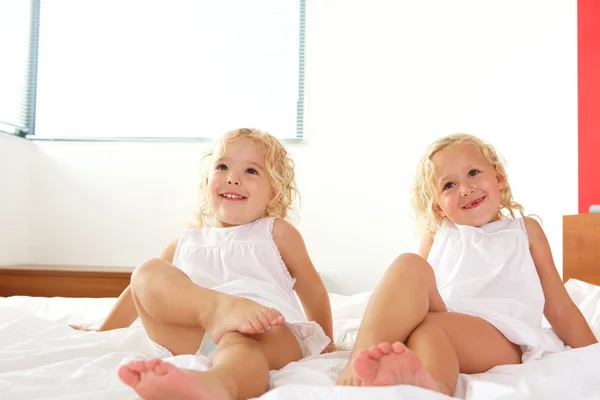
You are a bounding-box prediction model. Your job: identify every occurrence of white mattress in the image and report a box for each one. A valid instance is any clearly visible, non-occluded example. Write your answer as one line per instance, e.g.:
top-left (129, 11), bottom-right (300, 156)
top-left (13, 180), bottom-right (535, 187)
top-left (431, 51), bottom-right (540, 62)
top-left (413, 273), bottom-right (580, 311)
top-left (1, 279), bottom-right (599, 399)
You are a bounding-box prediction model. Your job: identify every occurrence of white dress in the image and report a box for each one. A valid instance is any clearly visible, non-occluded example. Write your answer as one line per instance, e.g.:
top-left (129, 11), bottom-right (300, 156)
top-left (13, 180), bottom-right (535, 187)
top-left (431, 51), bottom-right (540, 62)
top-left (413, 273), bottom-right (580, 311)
top-left (427, 218), bottom-right (565, 362)
top-left (167, 216), bottom-right (329, 358)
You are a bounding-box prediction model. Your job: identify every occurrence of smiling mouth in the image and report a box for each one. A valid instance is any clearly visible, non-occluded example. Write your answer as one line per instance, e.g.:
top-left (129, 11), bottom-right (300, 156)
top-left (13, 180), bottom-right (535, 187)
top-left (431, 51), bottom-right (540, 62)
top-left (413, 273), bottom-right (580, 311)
top-left (220, 193), bottom-right (247, 200)
top-left (462, 196), bottom-right (485, 209)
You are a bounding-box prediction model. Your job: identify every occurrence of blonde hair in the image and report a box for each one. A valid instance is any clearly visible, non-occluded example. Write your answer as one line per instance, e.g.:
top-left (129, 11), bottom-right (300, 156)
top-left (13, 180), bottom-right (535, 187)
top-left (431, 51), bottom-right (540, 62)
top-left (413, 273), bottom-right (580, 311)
top-left (411, 133), bottom-right (525, 234)
top-left (194, 128), bottom-right (298, 227)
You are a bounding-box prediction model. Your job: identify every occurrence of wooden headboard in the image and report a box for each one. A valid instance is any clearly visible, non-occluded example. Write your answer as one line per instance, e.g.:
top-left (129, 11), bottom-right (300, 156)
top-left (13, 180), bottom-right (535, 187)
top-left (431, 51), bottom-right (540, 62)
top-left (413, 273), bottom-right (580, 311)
top-left (563, 214), bottom-right (600, 286)
top-left (0, 265), bottom-right (134, 298)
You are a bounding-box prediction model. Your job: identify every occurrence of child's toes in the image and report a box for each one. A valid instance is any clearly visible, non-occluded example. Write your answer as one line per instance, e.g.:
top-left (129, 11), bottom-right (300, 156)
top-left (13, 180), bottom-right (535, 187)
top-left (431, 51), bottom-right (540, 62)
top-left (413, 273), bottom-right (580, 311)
top-left (263, 308), bottom-right (284, 325)
top-left (236, 320), bottom-right (254, 335)
top-left (256, 311), bottom-right (272, 331)
top-left (249, 319), bottom-right (265, 334)
top-left (142, 359), bottom-right (161, 371)
top-left (127, 360), bottom-right (148, 373)
top-left (376, 342), bottom-right (394, 355)
top-left (391, 342), bottom-right (406, 354)
top-left (368, 345), bottom-right (384, 359)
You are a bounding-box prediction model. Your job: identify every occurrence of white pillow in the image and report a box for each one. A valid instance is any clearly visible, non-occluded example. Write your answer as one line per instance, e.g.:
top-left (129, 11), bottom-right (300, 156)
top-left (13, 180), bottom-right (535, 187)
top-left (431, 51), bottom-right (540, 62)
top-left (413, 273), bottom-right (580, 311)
top-left (565, 279), bottom-right (600, 338)
top-left (329, 291), bottom-right (372, 349)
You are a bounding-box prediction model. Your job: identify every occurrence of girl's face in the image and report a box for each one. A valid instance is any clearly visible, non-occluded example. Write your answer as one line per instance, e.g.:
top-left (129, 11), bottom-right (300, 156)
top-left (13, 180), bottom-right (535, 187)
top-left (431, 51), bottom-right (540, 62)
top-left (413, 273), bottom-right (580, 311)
top-left (206, 138), bottom-right (275, 227)
top-left (432, 143), bottom-right (504, 227)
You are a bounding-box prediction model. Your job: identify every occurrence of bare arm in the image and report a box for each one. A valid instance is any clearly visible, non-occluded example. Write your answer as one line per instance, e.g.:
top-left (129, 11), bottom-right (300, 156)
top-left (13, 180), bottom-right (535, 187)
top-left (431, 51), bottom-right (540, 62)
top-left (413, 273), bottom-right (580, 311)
top-left (524, 217), bottom-right (597, 348)
top-left (96, 238), bottom-right (179, 331)
top-left (272, 219), bottom-right (334, 346)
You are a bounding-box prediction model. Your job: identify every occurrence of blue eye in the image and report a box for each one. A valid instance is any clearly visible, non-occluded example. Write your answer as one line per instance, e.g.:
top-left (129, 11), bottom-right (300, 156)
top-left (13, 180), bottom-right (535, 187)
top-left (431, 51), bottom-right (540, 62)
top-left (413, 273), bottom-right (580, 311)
top-left (468, 169), bottom-right (479, 177)
top-left (443, 182), bottom-right (455, 191)
top-left (216, 164), bottom-right (227, 170)
top-left (246, 168), bottom-right (258, 175)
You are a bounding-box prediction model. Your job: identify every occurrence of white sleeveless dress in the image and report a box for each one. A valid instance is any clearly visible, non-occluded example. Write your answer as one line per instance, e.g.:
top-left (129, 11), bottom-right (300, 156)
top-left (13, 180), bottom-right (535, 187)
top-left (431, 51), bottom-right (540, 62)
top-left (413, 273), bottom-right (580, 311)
top-left (161, 217), bottom-right (330, 358)
top-left (427, 218), bottom-right (565, 362)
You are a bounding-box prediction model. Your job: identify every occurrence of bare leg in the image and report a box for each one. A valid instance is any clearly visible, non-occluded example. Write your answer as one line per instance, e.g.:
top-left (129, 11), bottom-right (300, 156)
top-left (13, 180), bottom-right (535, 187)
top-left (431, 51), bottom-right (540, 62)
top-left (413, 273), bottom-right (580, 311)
top-left (119, 325), bottom-right (302, 400)
top-left (338, 254), bottom-right (446, 385)
top-left (351, 313), bottom-right (521, 394)
top-left (130, 258), bottom-right (285, 355)
top-left (337, 253), bottom-right (521, 395)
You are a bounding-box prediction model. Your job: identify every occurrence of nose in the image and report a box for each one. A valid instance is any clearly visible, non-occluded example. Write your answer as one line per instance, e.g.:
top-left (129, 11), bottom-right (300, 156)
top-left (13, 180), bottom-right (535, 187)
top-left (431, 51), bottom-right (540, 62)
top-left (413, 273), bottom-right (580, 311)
top-left (227, 172), bottom-right (240, 185)
top-left (460, 184), bottom-right (475, 197)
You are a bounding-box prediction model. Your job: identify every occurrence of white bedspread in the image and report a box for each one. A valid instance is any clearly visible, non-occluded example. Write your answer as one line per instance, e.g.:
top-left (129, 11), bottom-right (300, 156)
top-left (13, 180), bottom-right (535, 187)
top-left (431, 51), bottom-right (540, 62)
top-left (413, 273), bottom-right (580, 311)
top-left (1, 279), bottom-right (599, 399)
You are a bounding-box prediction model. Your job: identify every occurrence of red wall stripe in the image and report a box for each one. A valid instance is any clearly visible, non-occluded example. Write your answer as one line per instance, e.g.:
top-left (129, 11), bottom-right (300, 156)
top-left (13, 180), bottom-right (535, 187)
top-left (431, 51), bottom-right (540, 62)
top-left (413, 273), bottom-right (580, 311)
top-left (578, 0), bottom-right (600, 213)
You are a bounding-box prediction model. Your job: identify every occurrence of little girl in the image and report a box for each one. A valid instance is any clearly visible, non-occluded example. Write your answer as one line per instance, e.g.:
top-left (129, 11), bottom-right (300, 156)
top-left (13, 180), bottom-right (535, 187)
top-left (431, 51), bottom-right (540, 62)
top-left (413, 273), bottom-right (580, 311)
top-left (337, 133), bottom-right (597, 395)
top-left (87, 128), bottom-right (333, 400)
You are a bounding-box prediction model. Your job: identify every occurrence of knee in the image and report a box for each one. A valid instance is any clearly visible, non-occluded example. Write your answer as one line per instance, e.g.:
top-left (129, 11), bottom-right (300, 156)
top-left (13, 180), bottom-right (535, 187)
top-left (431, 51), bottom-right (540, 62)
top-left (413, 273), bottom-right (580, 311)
top-left (386, 253), bottom-right (434, 280)
top-left (131, 258), bottom-right (167, 286)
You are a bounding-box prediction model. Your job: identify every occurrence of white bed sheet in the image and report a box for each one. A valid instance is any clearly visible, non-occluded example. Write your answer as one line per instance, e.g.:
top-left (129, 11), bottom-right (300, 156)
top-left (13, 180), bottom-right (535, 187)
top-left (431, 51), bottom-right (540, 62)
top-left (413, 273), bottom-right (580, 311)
top-left (0, 279), bottom-right (599, 399)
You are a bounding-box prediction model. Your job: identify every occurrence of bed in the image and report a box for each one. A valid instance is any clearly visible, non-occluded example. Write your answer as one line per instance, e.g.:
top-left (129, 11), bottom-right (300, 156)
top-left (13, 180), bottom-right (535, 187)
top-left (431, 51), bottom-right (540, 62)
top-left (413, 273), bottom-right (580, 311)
top-left (0, 214), bottom-right (599, 399)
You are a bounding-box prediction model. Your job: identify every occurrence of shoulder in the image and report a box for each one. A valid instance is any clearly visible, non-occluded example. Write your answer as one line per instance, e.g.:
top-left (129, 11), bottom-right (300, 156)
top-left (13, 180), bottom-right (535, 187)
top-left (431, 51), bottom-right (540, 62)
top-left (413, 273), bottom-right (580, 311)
top-left (418, 232), bottom-right (436, 259)
top-left (521, 216), bottom-right (546, 249)
top-left (271, 218), bottom-right (304, 248)
top-left (159, 226), bottom-right (203, 263)
top-left (271, 219), bottom-right (308, 261)
top-left (160, 237), bottom-right (180, 263)
top-left (270, 218), bottom-right (313, 278)
top-left (523, 216), bottom-right (544, 238)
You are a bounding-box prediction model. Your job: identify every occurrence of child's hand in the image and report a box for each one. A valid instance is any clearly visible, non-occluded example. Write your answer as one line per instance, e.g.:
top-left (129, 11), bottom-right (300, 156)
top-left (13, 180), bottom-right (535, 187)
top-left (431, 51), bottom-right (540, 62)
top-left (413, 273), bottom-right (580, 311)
top-left (69, 324), bottom-right (96, 332)
top-left (321, 343), bottom-right (343, 354)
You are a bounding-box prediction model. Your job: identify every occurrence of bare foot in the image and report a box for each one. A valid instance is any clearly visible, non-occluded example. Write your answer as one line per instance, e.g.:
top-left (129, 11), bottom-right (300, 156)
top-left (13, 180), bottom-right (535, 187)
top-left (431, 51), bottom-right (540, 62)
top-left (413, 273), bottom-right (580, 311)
top-left (207, 294), bottom-right (286, 343)
top-left (118, 359), bottom-right (231, 400)
top-left (336, 362), bottom-right (363, 386)
top-left (353, 342), bottom-right (440, 392)
top-left (69, 324), bottom-right (95, 332)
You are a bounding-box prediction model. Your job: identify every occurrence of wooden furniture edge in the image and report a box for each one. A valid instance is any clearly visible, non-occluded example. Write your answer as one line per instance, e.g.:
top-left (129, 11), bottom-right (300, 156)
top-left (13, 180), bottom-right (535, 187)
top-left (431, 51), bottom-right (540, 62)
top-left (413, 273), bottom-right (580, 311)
top-left (0, 264), bottom-right (134, 298)
top-left (563, 214), bottom-right (600, 286)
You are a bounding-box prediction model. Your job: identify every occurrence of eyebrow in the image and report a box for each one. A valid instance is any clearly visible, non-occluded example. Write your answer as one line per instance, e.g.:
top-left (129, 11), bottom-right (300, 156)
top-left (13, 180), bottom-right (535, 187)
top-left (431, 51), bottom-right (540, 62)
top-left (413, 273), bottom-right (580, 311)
top-left (436, 174), bottom-right (452, 186)
top-left (246, 160), bottom-right (266, 172)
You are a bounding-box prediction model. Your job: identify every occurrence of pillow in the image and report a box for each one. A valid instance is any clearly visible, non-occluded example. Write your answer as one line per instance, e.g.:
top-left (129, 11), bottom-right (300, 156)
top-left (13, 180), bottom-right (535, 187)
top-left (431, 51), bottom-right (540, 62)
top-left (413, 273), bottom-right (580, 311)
top-left (330, 291), bottom-right (372, 349)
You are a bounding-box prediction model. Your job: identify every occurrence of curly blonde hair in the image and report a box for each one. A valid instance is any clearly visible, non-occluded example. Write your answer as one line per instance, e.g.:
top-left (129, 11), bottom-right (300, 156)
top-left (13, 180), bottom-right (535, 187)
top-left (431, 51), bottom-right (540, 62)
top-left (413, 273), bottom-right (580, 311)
top-left (194, 128), bottom-right (298, 227)
top-left (411, 133), bottom-right (525, 235)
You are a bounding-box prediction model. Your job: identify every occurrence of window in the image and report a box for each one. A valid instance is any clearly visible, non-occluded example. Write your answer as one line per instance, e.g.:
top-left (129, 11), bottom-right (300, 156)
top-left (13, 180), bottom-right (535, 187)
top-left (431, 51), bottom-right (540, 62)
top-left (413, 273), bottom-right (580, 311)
top-left (4, 0), bottom-right (305, 141)
top-left (0, 0), bottom-right (39, 137)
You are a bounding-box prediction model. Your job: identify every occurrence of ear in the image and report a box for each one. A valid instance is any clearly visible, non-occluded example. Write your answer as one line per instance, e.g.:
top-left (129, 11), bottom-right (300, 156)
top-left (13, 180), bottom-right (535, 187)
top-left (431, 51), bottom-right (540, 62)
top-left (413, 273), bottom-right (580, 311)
top-left (495, 169), bottom-right (504, 190)
top-left (267, 190), bottom-right (278, 209)
top-left (434, 204), bottom-right (446, 219)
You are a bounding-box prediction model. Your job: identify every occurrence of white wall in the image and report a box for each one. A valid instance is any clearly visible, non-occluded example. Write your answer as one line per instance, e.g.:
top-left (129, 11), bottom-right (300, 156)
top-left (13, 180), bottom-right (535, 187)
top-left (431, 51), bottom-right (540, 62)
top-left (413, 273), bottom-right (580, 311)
top-left (0, 134), bottom-right (31, 265)
top-left (29, 0), bottom-right (577, 292)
